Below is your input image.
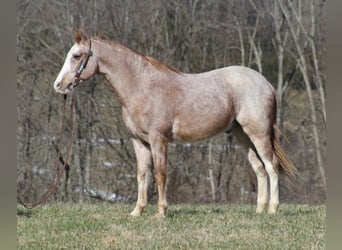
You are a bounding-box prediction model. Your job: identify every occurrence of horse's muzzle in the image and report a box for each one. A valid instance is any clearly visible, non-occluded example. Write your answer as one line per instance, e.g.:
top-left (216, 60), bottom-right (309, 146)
top-left (54, 81), bottom-right (72, 94)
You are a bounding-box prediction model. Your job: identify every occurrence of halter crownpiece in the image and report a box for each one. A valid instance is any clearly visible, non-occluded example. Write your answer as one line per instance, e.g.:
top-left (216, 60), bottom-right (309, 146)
top-left (72, 39), bottom-right (93, 88)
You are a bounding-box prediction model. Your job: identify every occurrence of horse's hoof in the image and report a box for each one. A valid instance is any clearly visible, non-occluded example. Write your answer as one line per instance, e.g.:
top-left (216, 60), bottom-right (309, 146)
top-left (130, 209), bottom-right (143, 217)
top-left (268, 203), bottom-right (279, 214)
top-left (130, 212), bottom-right (141, 217)
top-left (255, 203), bottom-right (267, 214)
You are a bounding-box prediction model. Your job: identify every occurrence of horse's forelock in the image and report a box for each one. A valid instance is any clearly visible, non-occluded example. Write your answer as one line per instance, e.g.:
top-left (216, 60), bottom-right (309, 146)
top-left (74, 29), bottom-right (88, 44)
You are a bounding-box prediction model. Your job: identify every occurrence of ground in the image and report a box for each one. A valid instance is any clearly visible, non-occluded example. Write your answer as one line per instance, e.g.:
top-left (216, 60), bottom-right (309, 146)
top-left (17, 203), bottom-right (325, 249)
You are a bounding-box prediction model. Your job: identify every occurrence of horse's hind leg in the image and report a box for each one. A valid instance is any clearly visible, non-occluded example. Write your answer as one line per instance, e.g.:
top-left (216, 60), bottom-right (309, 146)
top-left (241, 126), bottom-right (279, 214)
top-left (248, 149), bottom-right (269, 213)
top-left (232, 125), bottom-right (268, 213)
top-left (130, 139), bottom-right (152, 217)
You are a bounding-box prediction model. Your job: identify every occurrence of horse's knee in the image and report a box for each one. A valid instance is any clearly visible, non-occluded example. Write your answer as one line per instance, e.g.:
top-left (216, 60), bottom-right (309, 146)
top-left (137, 170), bottom-right (149, 183)
top-left (154, 160), bottom-right (167, 182)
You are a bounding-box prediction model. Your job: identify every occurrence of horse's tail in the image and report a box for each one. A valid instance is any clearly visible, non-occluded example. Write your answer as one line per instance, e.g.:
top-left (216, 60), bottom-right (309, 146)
top-left (272, 124), bottom-right (299, 180)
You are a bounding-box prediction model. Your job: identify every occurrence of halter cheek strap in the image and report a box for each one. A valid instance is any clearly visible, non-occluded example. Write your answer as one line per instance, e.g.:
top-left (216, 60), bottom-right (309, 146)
top-left (72, 40), bottom-right (93, 88)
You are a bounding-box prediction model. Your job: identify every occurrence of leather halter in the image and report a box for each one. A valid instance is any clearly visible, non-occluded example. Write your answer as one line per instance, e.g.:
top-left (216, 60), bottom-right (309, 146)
top-left (72, 39), bottom-right (93, 88)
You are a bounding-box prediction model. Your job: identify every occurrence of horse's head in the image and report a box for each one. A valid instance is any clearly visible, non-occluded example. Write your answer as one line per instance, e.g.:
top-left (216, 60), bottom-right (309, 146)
top-left (54, 30), bottom-right (97, 94)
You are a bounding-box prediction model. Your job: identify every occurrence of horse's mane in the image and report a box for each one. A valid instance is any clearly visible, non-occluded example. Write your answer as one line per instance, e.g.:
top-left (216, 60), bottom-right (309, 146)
top-left (94, 36), bottom-right (180, 74)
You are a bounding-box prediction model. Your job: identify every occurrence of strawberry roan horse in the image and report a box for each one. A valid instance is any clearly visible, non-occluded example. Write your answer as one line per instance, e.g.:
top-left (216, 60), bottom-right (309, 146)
top-left (54, 30), bottom-right (296, 217)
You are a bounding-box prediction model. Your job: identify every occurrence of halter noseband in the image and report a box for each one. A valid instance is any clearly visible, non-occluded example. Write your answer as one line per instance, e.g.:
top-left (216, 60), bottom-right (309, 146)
top-left (72, 39), bottom-right (93, 88)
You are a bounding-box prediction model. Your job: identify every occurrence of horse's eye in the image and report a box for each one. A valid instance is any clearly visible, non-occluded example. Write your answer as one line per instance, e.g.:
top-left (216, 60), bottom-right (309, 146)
top-left (73, 54), bottom-right (81, 60)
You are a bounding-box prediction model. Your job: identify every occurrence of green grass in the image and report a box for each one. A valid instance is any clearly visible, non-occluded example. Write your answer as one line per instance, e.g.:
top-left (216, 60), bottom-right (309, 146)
top-left (17, 203), bottom-right (325, 249)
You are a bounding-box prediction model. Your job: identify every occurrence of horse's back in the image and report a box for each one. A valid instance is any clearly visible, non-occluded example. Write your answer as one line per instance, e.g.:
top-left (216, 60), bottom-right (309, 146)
top-left (179, 65), bottom-right (275, 112)
top-left (182, 65), bottom-right (274, 94)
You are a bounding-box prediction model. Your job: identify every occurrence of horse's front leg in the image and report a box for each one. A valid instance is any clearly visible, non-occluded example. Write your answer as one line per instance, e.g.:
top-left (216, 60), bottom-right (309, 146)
top-left (150, 132), bottom-right (168, 218)
top-left (130, 138), bottom-right (152, 217)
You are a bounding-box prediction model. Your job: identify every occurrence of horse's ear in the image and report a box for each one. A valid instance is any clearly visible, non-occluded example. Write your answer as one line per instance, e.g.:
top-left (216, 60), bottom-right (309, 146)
top-left (74, 29), bottom-right (88, 44)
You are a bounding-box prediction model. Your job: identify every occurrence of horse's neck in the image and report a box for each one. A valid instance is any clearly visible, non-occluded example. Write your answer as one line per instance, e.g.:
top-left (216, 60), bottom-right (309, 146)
top-left (97, 43), bottom-right (144, 106)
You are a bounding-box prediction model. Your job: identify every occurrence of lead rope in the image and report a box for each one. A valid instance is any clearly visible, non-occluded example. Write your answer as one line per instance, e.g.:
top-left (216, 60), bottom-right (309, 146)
top-left (18, 40), bottom-right (92, 209)
top-left (17, 88), bottom-right (76, 209)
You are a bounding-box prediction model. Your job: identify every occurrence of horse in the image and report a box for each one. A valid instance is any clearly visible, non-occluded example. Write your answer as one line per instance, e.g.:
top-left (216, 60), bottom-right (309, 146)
top-left (54, 29), bottom-right (297, 217)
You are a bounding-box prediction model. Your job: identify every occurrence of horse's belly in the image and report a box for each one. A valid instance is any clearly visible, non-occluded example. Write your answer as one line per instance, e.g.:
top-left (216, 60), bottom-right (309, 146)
top-left (171, 112), bottom-right (234, 142)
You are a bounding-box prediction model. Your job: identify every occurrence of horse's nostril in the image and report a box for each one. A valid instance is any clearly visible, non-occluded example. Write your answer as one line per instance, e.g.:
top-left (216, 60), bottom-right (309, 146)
top-left (55, 82), bottom-right (61, 88)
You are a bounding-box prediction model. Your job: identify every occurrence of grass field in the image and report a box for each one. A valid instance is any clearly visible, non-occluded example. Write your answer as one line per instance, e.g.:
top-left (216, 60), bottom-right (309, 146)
top-left (17, 203), bottom-right (325, 249)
